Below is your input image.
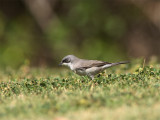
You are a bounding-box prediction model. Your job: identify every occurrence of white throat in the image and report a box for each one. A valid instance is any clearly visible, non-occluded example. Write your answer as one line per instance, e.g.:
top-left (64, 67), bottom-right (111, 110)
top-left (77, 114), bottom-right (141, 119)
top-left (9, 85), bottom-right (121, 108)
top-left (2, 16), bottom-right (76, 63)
top-left (63, 62), bottom-right (74, 70)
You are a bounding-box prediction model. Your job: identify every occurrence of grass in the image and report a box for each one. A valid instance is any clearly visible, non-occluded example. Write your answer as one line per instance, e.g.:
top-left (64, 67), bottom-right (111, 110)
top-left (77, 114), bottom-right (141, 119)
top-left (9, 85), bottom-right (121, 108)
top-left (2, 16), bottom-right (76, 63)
top-left (0, 59), bottom-right (160, 120)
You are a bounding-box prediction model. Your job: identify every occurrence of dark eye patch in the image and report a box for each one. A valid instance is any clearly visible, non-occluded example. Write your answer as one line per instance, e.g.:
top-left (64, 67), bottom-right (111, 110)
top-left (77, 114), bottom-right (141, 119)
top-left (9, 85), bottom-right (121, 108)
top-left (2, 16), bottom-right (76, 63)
top-left (62, 58), bottom-right (70, 63)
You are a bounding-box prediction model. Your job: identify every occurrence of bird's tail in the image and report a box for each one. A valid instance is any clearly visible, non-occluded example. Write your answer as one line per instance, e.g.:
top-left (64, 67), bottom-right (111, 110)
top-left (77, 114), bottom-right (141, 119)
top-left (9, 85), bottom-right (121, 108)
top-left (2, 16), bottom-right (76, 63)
top-left (111, 61), bottom-right (130, 66)
top-left (102, 61), bottom-right (130, 69)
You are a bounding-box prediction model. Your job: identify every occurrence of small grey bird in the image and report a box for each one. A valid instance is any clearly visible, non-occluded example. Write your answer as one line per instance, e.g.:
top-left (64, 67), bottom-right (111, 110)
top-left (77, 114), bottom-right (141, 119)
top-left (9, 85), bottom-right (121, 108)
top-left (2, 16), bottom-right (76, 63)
top-left (60, 55), bottom-right (129, 80)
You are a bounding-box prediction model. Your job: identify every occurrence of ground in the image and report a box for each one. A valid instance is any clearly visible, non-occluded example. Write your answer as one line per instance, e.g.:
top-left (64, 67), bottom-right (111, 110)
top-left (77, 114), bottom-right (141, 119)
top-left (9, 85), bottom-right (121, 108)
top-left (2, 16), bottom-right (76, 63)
top-left (0, 59), bottom-right (159, 120)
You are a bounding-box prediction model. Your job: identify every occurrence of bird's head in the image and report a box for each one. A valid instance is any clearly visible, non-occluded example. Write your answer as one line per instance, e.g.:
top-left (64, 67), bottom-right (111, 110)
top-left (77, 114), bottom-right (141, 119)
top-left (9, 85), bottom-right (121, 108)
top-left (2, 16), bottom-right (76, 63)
top-left (59, 55), bottom-right (78, 69)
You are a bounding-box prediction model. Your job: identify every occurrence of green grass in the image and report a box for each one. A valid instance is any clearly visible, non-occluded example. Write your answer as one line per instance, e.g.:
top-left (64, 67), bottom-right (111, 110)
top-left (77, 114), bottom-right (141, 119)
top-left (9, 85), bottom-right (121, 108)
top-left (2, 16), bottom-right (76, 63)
top-left (0, 59), bottom-right (160, 120)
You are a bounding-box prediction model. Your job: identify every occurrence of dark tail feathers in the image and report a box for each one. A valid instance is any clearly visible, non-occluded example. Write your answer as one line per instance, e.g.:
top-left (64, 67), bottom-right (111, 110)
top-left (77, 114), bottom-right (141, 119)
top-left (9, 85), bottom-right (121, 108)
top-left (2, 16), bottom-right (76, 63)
top-left (111, 61), bottom-right (130, 66)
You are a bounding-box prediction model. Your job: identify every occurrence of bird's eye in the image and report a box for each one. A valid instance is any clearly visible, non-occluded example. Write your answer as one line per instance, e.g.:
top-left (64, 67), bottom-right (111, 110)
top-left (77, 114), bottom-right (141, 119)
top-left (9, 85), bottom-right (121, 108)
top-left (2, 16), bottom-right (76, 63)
top-left (62, 58), bottom-right (70, 63)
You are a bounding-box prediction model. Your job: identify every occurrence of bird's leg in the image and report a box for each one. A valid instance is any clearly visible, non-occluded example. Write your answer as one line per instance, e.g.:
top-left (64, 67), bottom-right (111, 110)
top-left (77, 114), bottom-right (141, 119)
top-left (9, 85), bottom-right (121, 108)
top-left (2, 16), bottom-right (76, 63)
top-left (90, 75), bottom-right (94, 80)
top-left (86, 72), bottom-right (95, 80)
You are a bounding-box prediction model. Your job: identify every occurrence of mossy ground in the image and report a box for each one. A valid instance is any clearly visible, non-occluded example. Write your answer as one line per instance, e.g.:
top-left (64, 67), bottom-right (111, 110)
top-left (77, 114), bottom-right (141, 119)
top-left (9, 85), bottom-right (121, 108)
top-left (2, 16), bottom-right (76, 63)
top-left (0, 59), bottom-right (160, 120)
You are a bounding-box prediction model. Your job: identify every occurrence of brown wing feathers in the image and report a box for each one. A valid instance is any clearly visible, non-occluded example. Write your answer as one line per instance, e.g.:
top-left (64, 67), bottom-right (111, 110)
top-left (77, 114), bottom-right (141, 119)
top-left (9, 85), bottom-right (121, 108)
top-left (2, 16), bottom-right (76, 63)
top-left (80, 61), bottom-right (111, 69)
top-left (77, 60), bottom-right (129, 70)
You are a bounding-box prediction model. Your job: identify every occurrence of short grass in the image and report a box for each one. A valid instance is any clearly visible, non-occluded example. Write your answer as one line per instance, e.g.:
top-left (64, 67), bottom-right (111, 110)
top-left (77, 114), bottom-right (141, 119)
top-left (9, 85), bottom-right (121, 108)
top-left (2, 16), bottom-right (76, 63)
top-left (0, 59), bottom-right (160, 120)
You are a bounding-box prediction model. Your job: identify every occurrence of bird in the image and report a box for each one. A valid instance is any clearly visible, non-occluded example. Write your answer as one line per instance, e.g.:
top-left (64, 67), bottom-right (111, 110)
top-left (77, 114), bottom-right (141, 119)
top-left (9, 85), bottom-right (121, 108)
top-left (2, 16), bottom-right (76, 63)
top-left (59, 55), bottom-right (129, 80)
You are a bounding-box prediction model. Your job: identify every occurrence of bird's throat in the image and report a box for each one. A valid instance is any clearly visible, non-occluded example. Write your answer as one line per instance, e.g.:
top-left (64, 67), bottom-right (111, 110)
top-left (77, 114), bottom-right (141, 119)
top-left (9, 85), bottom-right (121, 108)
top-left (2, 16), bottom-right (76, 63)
top-left (63, 63), bottom-right (74, 70)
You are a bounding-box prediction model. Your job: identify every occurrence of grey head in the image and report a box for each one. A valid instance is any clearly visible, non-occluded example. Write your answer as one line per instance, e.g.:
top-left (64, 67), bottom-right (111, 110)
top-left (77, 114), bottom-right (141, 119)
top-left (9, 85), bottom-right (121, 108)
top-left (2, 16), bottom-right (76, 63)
top-left (60, 55), bottom-right (79, 66)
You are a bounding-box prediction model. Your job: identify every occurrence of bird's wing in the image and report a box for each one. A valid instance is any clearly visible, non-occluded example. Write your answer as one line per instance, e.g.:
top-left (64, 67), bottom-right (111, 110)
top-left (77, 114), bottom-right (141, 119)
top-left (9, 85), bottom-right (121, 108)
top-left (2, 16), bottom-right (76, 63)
top-left (75, 60), bottom-right (111, 70)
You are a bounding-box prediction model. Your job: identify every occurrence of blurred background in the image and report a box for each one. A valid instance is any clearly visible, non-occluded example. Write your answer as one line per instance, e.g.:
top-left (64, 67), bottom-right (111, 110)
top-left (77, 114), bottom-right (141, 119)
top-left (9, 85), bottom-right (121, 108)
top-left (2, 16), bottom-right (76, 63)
top-left (0, 0), bottom-right (160, 68)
